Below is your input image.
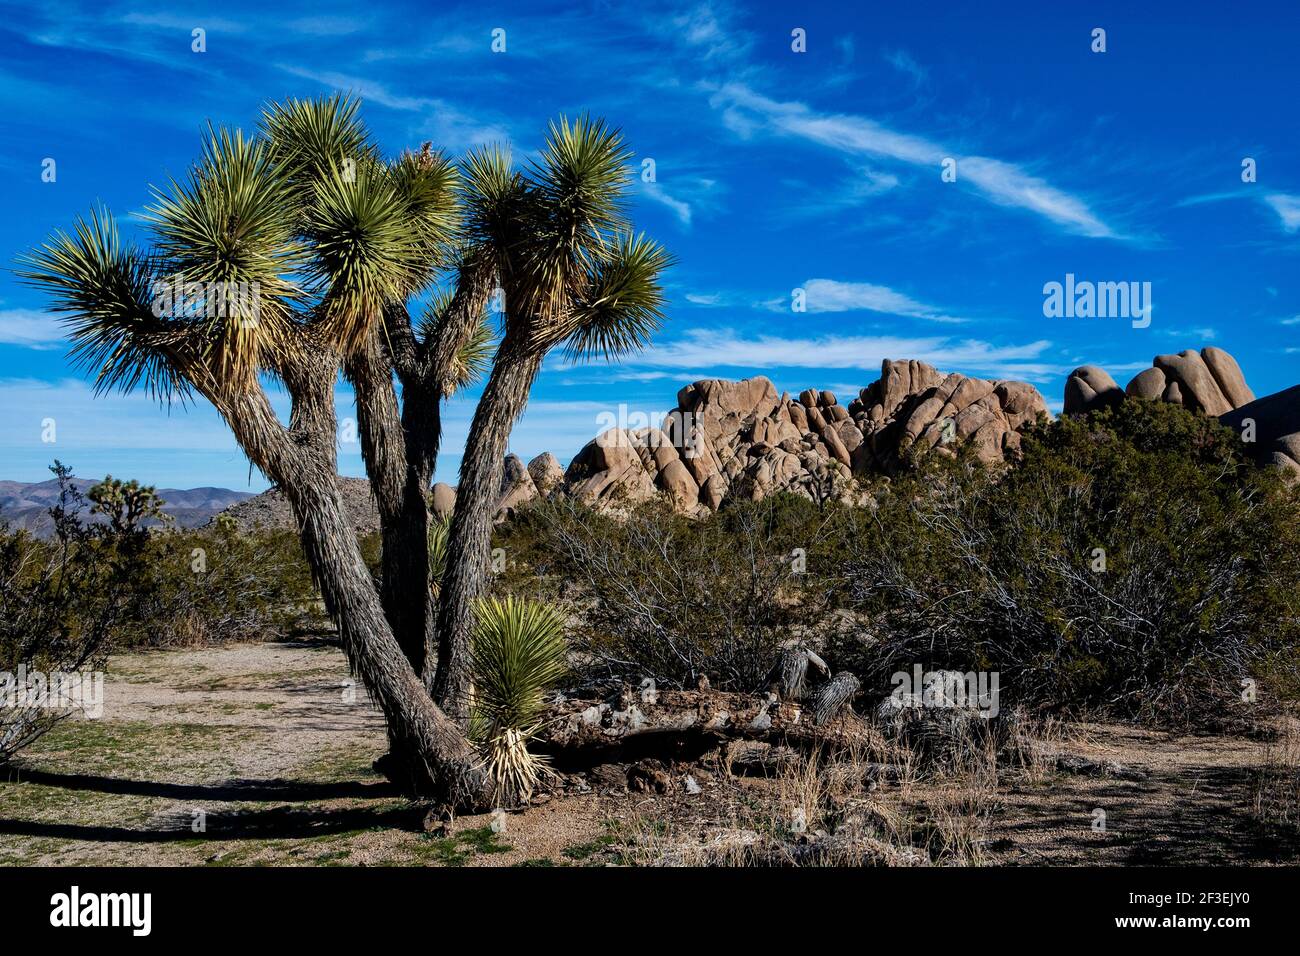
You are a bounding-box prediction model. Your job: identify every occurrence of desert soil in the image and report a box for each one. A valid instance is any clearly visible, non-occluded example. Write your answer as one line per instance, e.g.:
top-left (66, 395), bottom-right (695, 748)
top-left (1, 641), bottom-right (1297, 867)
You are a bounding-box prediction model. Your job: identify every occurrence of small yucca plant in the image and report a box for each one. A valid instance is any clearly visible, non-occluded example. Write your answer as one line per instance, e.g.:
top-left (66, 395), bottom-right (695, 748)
top-left (469, 595), bottom-right (568, 806)
top-left (427, 512), bottom-right (452, 596)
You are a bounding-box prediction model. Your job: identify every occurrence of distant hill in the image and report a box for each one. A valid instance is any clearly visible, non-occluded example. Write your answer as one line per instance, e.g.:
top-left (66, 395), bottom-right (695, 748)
top-left (214, 477), bottom-right (380, 534)
top-left (0, 477), bottom-right (253, 536)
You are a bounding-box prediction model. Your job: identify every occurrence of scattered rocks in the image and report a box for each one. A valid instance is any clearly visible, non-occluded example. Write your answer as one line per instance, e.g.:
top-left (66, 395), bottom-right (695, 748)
top-left (628, 760), bottom-right (671, 794)
top-left (1054, 753), bottom-right (1149, 781)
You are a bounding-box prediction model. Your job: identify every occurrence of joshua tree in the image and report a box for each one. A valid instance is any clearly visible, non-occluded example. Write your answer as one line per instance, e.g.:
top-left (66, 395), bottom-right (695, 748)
top-left (87, 476), bottom-right (171, 535)
top-left (19, 95), bottom-right (670, 807)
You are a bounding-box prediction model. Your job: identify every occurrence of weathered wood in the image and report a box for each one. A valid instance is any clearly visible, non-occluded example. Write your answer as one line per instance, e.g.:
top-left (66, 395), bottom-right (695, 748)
top-left (537, 686), bottom-right (867, 769)
top-left (812, 672), bottom-right (862, 726)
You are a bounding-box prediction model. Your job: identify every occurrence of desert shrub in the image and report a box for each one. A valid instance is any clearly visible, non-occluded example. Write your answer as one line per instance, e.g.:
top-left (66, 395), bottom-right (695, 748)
top-left (844, 399), bottom-right (1300, 725)
top-left (0, 464), bottom-right (153, 762)
top-left (115, 523), bottom-right (328, 648)
top-left (507, 493), bottom-right (852, 690)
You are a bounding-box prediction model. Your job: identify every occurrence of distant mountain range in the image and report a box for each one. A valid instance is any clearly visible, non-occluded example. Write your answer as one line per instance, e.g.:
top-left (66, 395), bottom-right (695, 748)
top-left (0, 478), bottom-right (253, 535)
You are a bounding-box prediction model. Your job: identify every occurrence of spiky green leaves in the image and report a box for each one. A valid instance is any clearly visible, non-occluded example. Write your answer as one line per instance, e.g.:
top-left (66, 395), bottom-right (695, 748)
top-left (17, 208), bottom-right (190, 400)
top-left (471, 595), bottom-right (568, 733)
top-left (512, 116), bottom-right (635, 334)
top-left (304, 163), bottom-right (423, 349)
top-left (444, 314), bottom-right (495, 396)
top-left (533, 114), bottom-right (633, 241)
top-left (389, 144), bottom-right (461, 268)
top-left (456, 116), bottom-right (670, 365)
top-left (143, 125), bottom-right (303, 381)
top-left (428, 511), bottom-right (452, 595)
top-left (562, 232), bottom-right (672, 364)
top-left (20, 99), bottom-right (667, 411)
top-left (261, 93), bottom-right (376, 194)
top-left (302, 143), bottom-right (459, 352)
top-left (470, 595), bottom-right (568, 804)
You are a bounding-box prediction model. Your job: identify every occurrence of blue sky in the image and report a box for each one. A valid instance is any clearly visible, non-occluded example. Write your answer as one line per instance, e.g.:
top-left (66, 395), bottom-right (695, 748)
top-left (0, 0), bottom-right (1296, 490)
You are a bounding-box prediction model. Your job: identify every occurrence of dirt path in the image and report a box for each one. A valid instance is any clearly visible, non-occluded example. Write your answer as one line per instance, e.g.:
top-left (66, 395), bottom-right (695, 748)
top-left (984, 724), bottom-right (1300, 865)
top-left (1, 642), bottom-right (1294, 866)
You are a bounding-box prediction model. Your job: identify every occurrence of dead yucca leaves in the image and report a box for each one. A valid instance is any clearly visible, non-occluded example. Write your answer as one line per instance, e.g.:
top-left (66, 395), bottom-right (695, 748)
top-left (469, 594), bottom-right (568, 807)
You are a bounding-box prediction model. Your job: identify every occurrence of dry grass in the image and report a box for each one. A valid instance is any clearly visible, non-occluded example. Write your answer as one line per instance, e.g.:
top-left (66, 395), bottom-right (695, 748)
top-left (1252, 715), bottom-right (1300, 829)
top-left (624, 708), bottom-right (1076, 867)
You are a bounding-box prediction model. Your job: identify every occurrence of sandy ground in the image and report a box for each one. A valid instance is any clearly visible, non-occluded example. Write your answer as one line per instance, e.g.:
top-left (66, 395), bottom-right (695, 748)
top-left (1, 641), bottom-right (1297, 867)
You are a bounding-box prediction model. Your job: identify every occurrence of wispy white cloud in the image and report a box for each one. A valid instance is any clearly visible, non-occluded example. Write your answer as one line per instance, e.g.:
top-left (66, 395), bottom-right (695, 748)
top-left (680, 278), bottom-right (976, 323)
top-left (279, 65), bottom-right (511, 149)
top-left (278, 65), bottom-right (430, 110)
top-left (710, 83), bottom-right (1118, 239)
top-left (285, 16), bottom-right (368, 37)
top-left (782, 278), bottom-right (971, 324)
top-left (1263, 193), bottom-right (1300, 232)
top-left (672, 3), bottom-right (753, 63)
top-left (121, 13), bottom-right (246, 33)
top-left (628, 329), bottom-right (1061, 381)
top-left (1160, 326), bottom-right (1218, 341)
top-left (684, 292), bottom-right (723, 306)
top-left (1177, 190), bottom-right (1300, 234)
top-left (639, 182), bottom-right (693, 226)
top-left (884, 48), bottom-right (927, 86)
top-left (0, 310), bottom-right (64, 349)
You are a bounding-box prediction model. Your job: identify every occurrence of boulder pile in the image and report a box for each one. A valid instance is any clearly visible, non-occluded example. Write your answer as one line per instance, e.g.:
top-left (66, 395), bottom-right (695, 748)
top-left (1063, 346), bottom-right (1297, 479)
top-left (1064, 347), bottom-right (1254, 417)
top-left (558, 360), bottom-right (1051, 514)
top-left (218, 346), bottom-right (1299, 533)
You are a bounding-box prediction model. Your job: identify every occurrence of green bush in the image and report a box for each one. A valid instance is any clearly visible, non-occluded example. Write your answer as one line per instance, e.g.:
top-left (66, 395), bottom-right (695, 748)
top-left (1, 464), bottom-right (153, 762)
top-left (843, 400), bottom-right (1300, 725)
top-left (116, 524), bottom-right (329, 648)
top-left (501, 493), bottom-right (854, 690)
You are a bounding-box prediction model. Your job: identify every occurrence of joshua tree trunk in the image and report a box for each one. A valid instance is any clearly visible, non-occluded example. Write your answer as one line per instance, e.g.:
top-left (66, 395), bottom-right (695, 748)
top-left (284, 469), bottom-right (487, 805)
top-left (202, 357), bottom-right (490, 808)
top-left (432, 347), bottom-right (546, 719)
top-left (346, 333), bottom-right (434, 676)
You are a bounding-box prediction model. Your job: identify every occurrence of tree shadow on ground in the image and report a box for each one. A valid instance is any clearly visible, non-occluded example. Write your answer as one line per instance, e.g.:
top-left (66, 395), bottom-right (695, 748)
top-left (994, 764), bottom-right (1300, 865)
top-left (0, 801), bottom-right (420, 843)
top-left (1, 765), bottom-right (396, 802)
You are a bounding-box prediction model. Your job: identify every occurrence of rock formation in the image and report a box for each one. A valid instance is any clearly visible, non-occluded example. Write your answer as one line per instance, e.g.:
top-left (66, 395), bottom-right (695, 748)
top-left (1119, 347), bottom-right (1254, 415)
top-left (1221, 384), bottom-right (1300, 477)
top-left (1066, 347), bottom-right (1254, 418)
top-left (561, 361), bottom-right (1051, 513)
top-left (214, 346), bottom-right (1299, 531)
top-left (1062, 366), bottom-right (1123, 416)
top-left (846, 360), bottom-right (1051, 474)
top-left (1063, 346), bottom-right (1296, 480)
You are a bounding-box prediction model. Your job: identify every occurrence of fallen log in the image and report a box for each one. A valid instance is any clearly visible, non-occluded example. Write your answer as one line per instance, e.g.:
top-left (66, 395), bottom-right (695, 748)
top-left (536, 685), bottom-right (867, 770)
